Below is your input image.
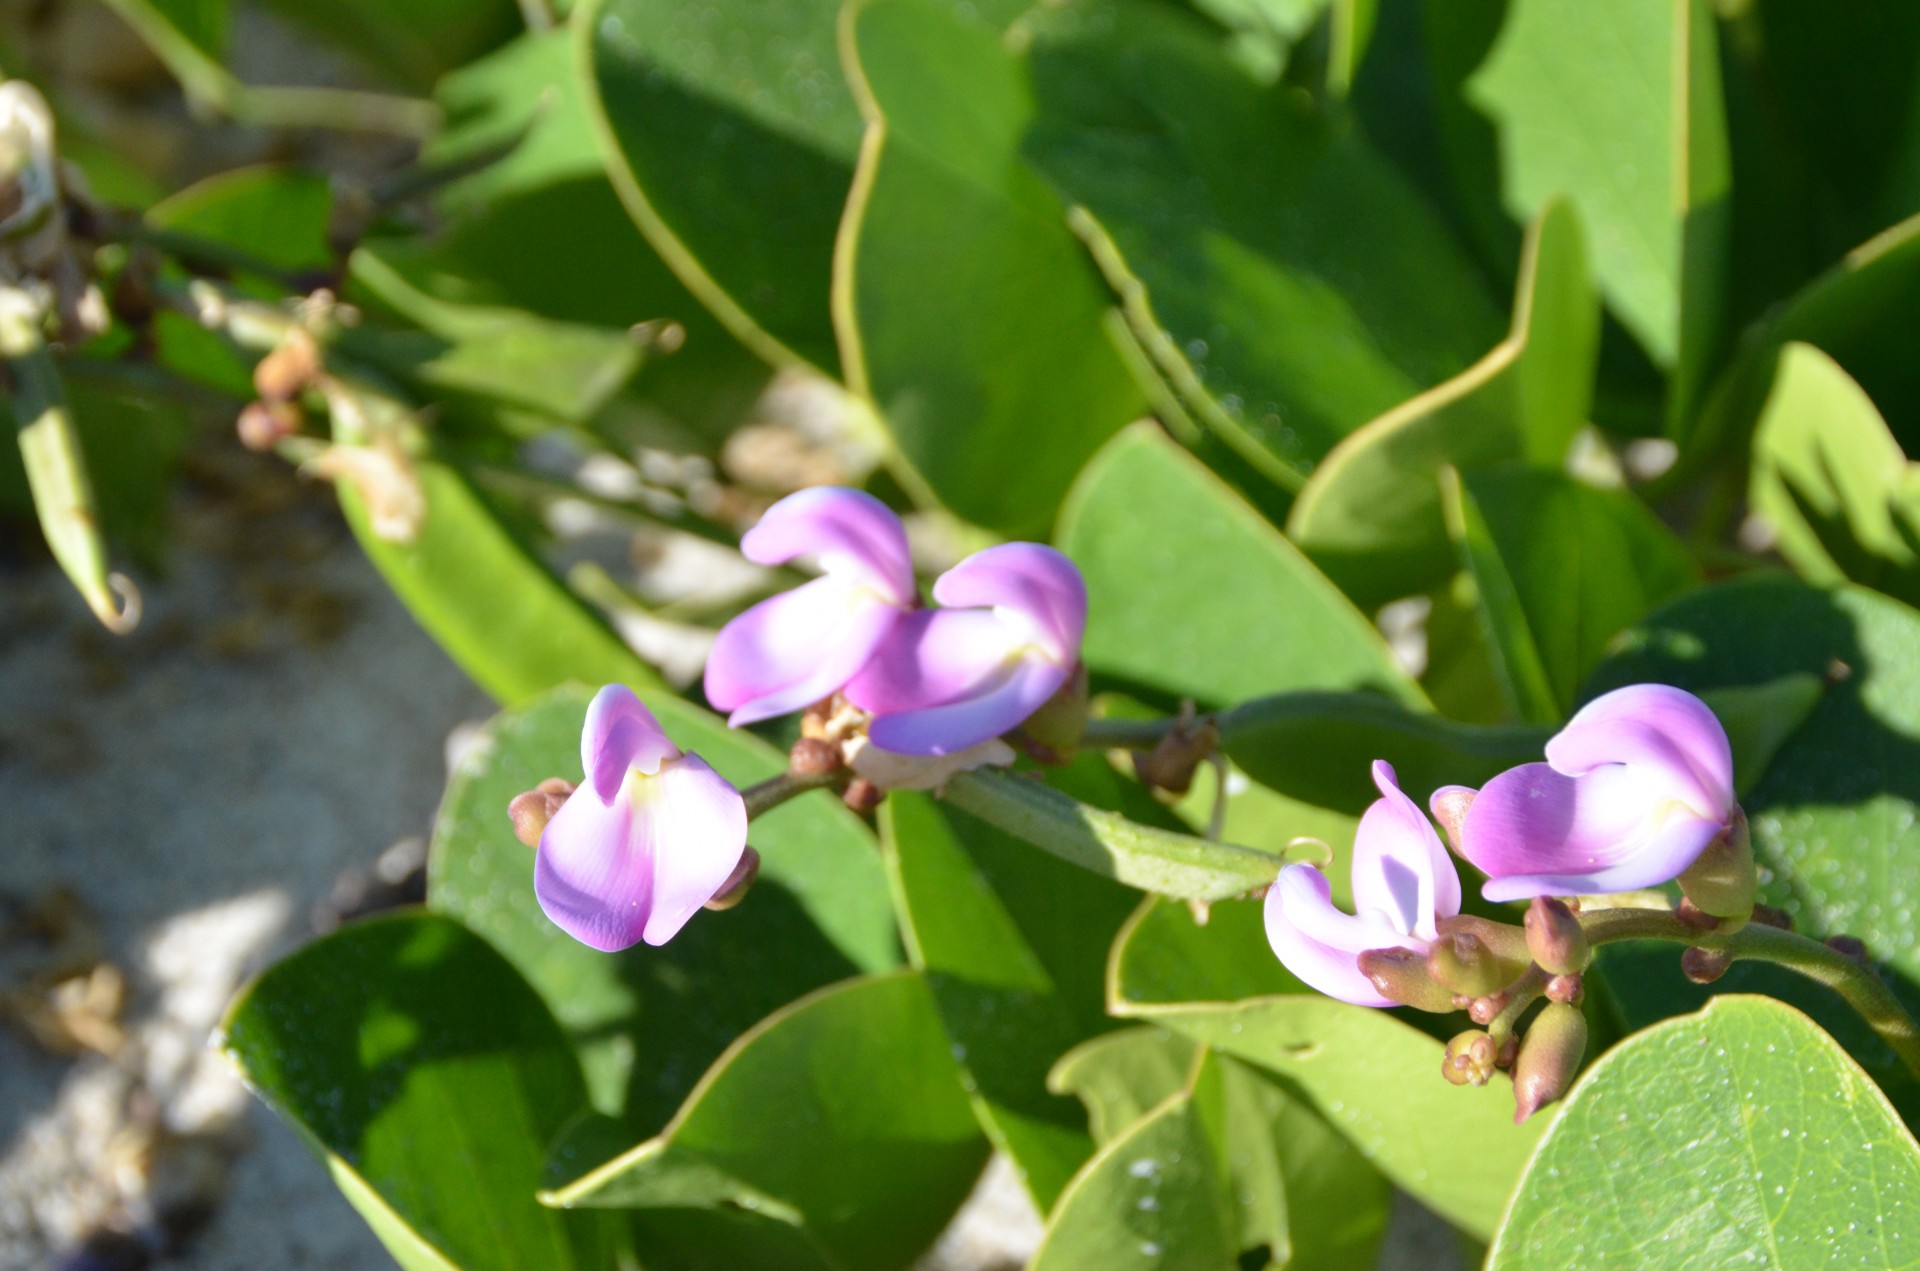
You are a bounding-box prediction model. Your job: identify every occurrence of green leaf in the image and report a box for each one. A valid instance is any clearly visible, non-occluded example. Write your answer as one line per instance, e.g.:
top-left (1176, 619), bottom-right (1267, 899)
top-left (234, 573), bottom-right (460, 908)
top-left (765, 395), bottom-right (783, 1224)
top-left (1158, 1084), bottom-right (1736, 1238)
top-left (1050, 1029), bottom-right (1391, 1271)
top-left (1058, 424), bottom-right (1427, 711)
top-left (345, 250), bottom-right (646, 423)
top-left (219, 912), bottom-right (615, 1271)
top-left (1490, 996), bottom-right (1920, 1269)
top-left (1750, 342), bottom-right (1920, 608)
top-left (1108, 896), bottom-right (1547, 1239)
top-left (1288, 198), bottom-right (1599, 605)
top-left (1024, 0), bottom-right (1502, 490)
top-left (1217, 691), bottom-right (1548, 816)
top-left (430, 684), bottom-right (899, 1123)
top-left (879, 762), bottom-right (1142, 1208)
top-left (1588, 577), bottom-right (1920, 1005)
top-left (836, 0), bottom-right (1144, 532)
top-left (544, 971), bottom-right (988, 1271)
top-left (578, 0), bottom-right (858, 370)
top-left (1029, 1054), bottom-right (1238, 1271)
top-left (340, 454), bottom-right (661, 705)
top-left (1469, 0), bottom-right (1730, 423)
top-left (1443, 465), bottom-right (1698, 723)
top-left (255, 0), bottom-right (520, 91)
top-left (937, 769), bottom-right (1287, 902)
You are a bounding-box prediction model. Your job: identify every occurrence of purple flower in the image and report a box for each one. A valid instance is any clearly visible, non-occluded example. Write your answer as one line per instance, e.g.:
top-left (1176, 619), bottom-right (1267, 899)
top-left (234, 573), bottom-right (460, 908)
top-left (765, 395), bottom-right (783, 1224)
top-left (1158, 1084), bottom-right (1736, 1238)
top-left (1445, 683), bottom-right (1735, 903)
top-left (536, 684), bottom-right (748, 951)
top-left (704, 487), bottom-right (916, 727)
top-left (1265, 761), bottom-right (1462, 1007)
top-left (844, 543), bottom-right (1086, 756)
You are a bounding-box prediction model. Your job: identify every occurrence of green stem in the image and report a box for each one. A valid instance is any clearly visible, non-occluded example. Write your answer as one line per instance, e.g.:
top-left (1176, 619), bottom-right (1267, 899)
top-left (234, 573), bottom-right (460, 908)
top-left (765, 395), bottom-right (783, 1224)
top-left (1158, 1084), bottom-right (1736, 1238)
top-left (742, 769), bottom-right (843, 819)
top-left (1584, 907), bottom-right (1920, 1081)
top-left (1487, 965), bottom-right (1550, 1045)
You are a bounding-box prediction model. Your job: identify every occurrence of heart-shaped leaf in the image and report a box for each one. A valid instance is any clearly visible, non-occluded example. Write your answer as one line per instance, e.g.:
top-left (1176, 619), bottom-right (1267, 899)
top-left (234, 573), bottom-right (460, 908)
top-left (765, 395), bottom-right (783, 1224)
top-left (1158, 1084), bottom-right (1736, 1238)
top-left (1108, 896), bottom-right (1547, 1239)
top-left (429, 684), bottom-right (898, 1123)
top-left (220, 912), bottom-right (615, 1271)
top-left (1750, 342), bottom-right (1920, 608)
top-left (836, 0), bottom-right (1144, 532)
top-left (544, 971), bottom-right (987, 1271)
top-left (1058, 425), bottom-right (1427, 711)
top-left (1022, 0), bottom-right (1502, 490)
top-left (1490, 996), bottom-right (1920, 1268)
top-left (1468, 0), bottom-right (1730, 423)
top-left (1444, 464), bottom-right (1698, 723)
top-left (1289, 198), bottom-right (1599, 606)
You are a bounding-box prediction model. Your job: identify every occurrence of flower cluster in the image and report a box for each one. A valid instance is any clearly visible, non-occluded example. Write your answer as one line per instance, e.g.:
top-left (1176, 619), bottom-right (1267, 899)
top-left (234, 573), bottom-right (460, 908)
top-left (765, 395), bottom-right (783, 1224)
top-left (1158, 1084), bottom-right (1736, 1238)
top-left (1264, 683), bottom-right (1749, 1120)
top-left (522, 487), bottom-right (1087, 952)
top-left (704, 486), bottom-right (1087, 757)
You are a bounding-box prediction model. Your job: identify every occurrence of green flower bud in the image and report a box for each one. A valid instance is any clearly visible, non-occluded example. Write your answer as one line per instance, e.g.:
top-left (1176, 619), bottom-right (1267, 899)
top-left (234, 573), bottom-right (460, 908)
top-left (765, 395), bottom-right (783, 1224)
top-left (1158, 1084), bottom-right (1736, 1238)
top-left (1678, 809), bottom-right (1756, 926)
top-left (1442, 1030), bottom-right (1498, 1087)
top-left (1356, 947), bottom-right (1457, 1013)
top-left (1019, 662), bottom-right (1089, 764)
top-left (1524, 896), bottom-right (1590, 976)
top-left (1512, 1002), bottom-right (1588, 1124)
top-left (1427, 931), bottom-right (1524, 999)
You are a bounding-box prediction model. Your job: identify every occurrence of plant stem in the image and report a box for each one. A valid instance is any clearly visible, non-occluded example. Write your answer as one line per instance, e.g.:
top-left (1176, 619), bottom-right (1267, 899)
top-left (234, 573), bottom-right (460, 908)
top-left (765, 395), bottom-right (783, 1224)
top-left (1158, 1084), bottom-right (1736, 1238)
top-left (742, 769), bottom-right (843, 819)
top-left (1583, 907), bottom-right (1920, 1081)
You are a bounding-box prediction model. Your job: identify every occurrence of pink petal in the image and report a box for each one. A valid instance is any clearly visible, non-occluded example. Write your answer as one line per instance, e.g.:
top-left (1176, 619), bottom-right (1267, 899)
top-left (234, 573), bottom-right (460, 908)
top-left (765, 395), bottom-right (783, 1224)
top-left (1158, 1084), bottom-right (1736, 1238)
top-left (931, 543), bottom-right (1086, 663)
top-left (704, 576), bottom-right (903, 726)
top-left (740, 486), bottom-right (914, 605)
top-left (1350, 760), bottom-right (1460, 942)
top-left (865, 653), bottom-right (1068, 756)
top-left (640, 752), bottom-right (749, 946)
top-left (536, 780), bottom-right (648, 952)
top-left (1460, 761), bottom-right (1721, 898)
top-left (581, 683), bottom-right (678, 802)
top-left (843, 608), bottom-right (1020, 715)
top-left (1264, 865), bottom-right (1416, 1008)
top-left (1547, 684), bottom-right (1734, 821)
top-left (1481, 813), bottom-right (1725, 902)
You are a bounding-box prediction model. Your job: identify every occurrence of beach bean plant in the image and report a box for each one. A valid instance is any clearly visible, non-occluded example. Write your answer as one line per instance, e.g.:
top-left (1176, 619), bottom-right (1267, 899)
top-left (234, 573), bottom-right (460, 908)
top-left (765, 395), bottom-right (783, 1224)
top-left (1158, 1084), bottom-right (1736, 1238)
top-left (10, 0), bottom-right (1920, 1266)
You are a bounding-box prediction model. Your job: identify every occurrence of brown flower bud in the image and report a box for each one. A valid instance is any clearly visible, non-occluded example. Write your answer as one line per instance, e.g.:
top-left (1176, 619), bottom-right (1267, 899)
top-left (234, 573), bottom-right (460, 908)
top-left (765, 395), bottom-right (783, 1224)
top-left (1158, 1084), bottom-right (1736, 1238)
top-left (1430, 786), bottom-right (1475, 852)
top-left (788, 737), bottom-right (841, 776)
top-left (1356, 947), bottom-right (1457, 1013)
top-left (1467, 992), bottom-right (1506, 1026)
top-left (508, 777), bottom-right (574, 847)
top-left (1681, 946), bottom-right (1732, 984)
top-left (1524, 896), bottom-right (1590, 976)
top-left (1442, 1030), bottom-right (1498, 1087)
top-left (843, 778), bottom-right (884, 813)
top-left (1428, 932), bottom-right (1522, 999)
top-left (253, 328), bottom-right (320, 403)
top-left (703, 846), bottom-right (761, 911)
top-left (1512, 1002), bottom-right (1588, 1123)
top-left (1131, 714), bottom-right (1220, 797)
top-left (1678, 809), bottom-right (1756, 926)
top-left (1545, 973), bottom-right (1584, 1005)
top-left (237, 400), bottom-right (301, 452)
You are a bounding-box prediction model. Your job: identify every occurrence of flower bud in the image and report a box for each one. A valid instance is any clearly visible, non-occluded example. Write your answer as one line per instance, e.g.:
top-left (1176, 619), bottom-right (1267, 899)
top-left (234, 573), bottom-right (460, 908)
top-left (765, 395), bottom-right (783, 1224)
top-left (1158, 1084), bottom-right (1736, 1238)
top-left (1429, 785), bottom-right (1475, 852)
top-left (1511, 1002), bottom-right (1587, 1124)
top-left (1130, 709), bottom-right (1218, 798)
top-left (1826, 935), bottom-right (1870, 965)
top-left (1356, 947), bottom-right (1457, 1013)
top-left (1681, 946), bottom-right (1731, 984)
top-left (1427, 931), bottom-right (1523, 999)
top-left (1545, 973), bottom-right (1584, 1005)
top-left (1435, 913), bottom-right (1532, 964)
top-left (703, 846), bottom-right (761, 911)
top-left (843, 777), bottom-right (884, 813)
top-left (1019, 661), bottom-right (1088, 763)
top-left (1442, 1030), bottom-right (1498, 1087)
top-left (508, 778), bottom-right (574, 848)
top-left (1524, 896), bottom-right (1589, 976)
top-left (1677, 808), bottom-right (1756, 926)
top-left (788, 736), bottom-right (841, 776)
top-left (237, 400), bottom-right (302, 452)
top-left (253, 328), bottom-right (320, 403)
